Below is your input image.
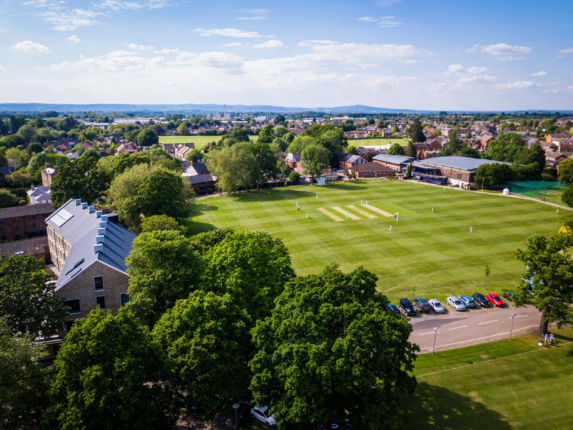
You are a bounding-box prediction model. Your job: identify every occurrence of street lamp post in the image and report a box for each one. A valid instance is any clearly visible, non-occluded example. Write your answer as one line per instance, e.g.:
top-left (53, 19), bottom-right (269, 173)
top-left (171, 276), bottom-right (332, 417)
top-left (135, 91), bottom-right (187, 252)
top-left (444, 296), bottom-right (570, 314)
top-left (509, 313), bottom-right (517, 340)
top-left (232, 403), bottom-right (240, 430)
top-left (432, 327), bottom-right (438, 355)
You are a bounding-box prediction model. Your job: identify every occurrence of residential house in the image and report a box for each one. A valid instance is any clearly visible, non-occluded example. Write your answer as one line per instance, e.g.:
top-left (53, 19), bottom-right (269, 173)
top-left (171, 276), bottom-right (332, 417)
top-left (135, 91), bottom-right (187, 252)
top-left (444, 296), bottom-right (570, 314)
top-left (27, 186), bottom-right (52, 205)
top-left (0, 203), bottom-right (54, 241)
top-left (182, 162), bottom-right (216, 194)
top-left (285, 153), bottom-right (303, 174)
top-left (0, 236), bottom-right (50, 263)
top-left (115, 142), bottom-right (139, 155)
top-left (372, 154), bottom-right (414, 173)
top-left (339, 154), bottom-right (367, 170)
top-left (174, 143), bottom-right (195, 161)
top-left (350, 162), bottom-right (394, 178)
top-left (46, 199), bottom-right (136, 328)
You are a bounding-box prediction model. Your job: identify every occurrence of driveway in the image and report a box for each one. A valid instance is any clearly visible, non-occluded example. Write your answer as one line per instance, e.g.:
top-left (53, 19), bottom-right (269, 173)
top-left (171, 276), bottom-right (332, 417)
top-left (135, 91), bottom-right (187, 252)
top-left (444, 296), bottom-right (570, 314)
top-left (409, 304), bottom-right (541, 353)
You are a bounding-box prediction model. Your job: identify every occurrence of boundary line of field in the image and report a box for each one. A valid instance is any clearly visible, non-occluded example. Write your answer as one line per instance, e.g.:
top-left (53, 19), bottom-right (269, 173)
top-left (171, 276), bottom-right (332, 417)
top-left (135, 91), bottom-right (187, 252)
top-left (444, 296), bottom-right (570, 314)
top-left (361, 203), bottom-right (393, 217)
top-left (317, 207), bottom-right (343, 222)
top-left (347, 205), bottom-right (377, 219)
top-left (331, 206), bottom-right (361, 220)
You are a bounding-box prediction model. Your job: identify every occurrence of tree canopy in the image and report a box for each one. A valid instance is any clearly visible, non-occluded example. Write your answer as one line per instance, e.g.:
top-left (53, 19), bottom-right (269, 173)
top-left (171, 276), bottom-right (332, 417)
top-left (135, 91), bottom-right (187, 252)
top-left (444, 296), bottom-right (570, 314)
top-left (558, 158), bottom-right (573, 184)
top-left (387, 143), bottom-right (405, 155)
top-left (136, 128), bottom-right (159, 147)
top-left (301, 143), bottom-right (329, 179)
top-left (406, 117), bottom-right (426, 143)
top-left (208, 142), bottom-right (256, 192)
top-left (250, 265), bottom-right (417, 428)
top-left (474, 163), bottom-right (513, 188)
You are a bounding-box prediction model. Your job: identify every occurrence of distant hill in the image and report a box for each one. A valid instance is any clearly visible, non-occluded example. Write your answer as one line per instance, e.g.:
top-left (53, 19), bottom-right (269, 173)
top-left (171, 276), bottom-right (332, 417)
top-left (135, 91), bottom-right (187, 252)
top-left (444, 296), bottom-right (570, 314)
top-left (0, 103), bottom-right (424, 114)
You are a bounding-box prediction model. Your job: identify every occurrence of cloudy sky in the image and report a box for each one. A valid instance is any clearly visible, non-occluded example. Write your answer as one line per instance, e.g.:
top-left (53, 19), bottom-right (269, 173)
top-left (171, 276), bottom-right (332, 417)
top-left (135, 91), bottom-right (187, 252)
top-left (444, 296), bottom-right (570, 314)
top-left (1, 0), bottom-right (572, 110)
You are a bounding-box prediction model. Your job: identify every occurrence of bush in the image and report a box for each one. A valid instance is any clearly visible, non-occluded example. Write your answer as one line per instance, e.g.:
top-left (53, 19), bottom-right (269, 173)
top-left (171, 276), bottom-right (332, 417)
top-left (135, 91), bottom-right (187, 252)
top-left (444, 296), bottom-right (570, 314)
top-left (562, 184), bottom-right (573, 207)
top-left (288, 171), bottom-right (300, 184)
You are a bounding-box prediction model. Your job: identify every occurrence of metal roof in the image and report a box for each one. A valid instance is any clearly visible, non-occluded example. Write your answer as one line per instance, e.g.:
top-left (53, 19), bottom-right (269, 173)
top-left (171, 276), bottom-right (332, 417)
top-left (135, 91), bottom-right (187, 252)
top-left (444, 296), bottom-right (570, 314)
top-left (420, 156), bottom-right (509, 172)
top-left (372, 154), bottom-right (413, 165)
top-left (47, 199), bottom-right (136, 290)
top-left (0, 203), bottom-right (54, 219)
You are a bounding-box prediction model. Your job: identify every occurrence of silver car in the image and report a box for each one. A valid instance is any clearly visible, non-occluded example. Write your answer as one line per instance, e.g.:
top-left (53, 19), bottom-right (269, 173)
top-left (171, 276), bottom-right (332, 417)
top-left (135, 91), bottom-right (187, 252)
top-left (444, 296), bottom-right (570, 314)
top-left (251, 406), bottom-right (277, 426)
top-left (447, 296), bottom-right (466, 311)
top-left (429, 299), bottom-right (445, 313)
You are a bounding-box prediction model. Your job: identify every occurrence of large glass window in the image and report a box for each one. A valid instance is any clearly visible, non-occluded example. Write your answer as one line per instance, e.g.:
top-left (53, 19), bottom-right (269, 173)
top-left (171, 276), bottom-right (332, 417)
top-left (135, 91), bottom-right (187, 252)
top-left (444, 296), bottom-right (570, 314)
top-left (94, 276), bottom-right (104, 291)
top-left (96, 296), bottom-right (106, 309)
top-left (120, 293), bottom-right (130, 307)
top-left (64, 299), bottom-right (80, 314)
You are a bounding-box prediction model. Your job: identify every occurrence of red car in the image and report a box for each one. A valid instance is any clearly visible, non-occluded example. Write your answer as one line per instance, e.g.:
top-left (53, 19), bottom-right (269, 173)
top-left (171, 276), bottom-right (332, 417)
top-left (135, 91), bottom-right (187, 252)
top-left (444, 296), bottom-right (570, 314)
top-left (486, 292), bottom-right (505, 307)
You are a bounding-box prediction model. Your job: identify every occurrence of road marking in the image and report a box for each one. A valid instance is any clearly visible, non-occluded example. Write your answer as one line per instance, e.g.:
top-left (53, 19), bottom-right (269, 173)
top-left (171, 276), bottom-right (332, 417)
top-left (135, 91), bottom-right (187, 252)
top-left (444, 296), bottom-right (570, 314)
top-left (448, 325), bottom-right (468, 330)
top-left (478, 319), bottom-right (498, 325)
top-left (417, 332), bottom-right (437, 336)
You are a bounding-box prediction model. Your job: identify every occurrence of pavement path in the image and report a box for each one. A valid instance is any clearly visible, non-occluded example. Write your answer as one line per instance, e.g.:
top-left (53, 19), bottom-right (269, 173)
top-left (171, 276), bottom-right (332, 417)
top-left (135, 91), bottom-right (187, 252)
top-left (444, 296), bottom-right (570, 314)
top-left (409, 304), bottom-right (541, 353)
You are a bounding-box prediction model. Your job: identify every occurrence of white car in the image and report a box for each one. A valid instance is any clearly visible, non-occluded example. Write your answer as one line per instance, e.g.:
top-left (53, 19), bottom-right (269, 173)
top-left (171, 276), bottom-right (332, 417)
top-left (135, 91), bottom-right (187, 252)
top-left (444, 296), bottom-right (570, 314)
top-left (428, 299), bottom-right (445, 313)
top-left (447, 296), bottom-right (466, 311)
top-left (251, 406), bottom-right (277, 426)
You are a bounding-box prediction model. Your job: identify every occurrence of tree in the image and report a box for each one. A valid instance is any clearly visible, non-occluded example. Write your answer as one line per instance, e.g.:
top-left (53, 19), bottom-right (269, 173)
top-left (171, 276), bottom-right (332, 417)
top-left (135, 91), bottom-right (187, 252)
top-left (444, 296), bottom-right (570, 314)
top-left (387, 143), bottom-right (405, 155)
top-left (439, 130), bottom-right (464, 156)
top-left (257, 124), bottom-right (275, 144)
top-left (176, 121), bottom-right (190, 135)
top-left (50, 154), bottom-right (109, 207)
top-left (185, 148), bottom-right (202, 164)
top-left (474, 163), bottom-right (513, 188)
top-left (0, 320), bottom-right (52, 430)
top-left (406, 117), bottom-right (426, 143)
top-left (251, 141), bottom-right (278, 188)
top-left (152, 291), bottom-right (251, 417)
top-left (514, 233), bottom-right (573, 334)
top-left (562, 184), bottom-right (573, 207)
top-left (126, 230), bottom-right (202, 326)
top-left (487, 133), bottom-right (526, 162)
top-left (288, 170), bottom-right (300, 184)
top-left (558, 158), bottom-right (573, 184)
top-left (250, 266), bottom-right (417, 428)
top-left (140, 214), bottom-right (186, 234)
top-left (527, 142), bottom-right (546, 171)
top-left (208, 143), bottom-right (256, 192)
top-left (405, 162), bottom-right (412, 179)
top-left (201, 231), bottom-right (294, 323)
top-left (301, 143), bottom-right (329, 179)
top-left (16, 125), bottom-right (36, 144)
top-left (0, 255), bottom-right (66, 337)
top-left (346, 146), bottom-right (358, 155)
top-left (316, 129), bottom-right (347, 167)
top-left (47, 309), bottom-right (176, 430)
top-left (137, 128), bottom-right (159, 147)
top-left (405, 141), bottom-right (417, 159)
top-left (0, 189), bottom-right (19, 207)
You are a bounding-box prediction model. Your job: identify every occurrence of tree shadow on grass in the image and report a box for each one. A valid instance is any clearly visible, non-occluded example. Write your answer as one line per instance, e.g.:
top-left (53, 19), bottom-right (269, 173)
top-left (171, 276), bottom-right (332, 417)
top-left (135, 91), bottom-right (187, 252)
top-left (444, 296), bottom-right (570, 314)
top-left (190, 203), bottom-right (219, 217)
top-left (325, 182), bottom-right (369, 191)
top-left (185, 221), bottom-right (216, 236)
top-left (228, 188), bottom-right (316, 202)
top-left (400, 382), bottom-right (512, 430)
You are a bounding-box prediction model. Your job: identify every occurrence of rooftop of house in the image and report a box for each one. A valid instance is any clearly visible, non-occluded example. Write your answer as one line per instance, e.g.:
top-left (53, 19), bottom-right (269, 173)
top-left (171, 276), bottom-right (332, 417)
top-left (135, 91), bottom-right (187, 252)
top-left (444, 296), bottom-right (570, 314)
top-left (0, 203), bottom-right (54, 219)
top-left (185, 162), bottom-right (210, 176)
top-left (420, 156), bottom-right (509, 172)
top-left (0, 236), bottom-right (48, 258)
top-left (341, 154), bottom-right (364, 164)
top-left (285, 153), bottom-right (301, 163)
top-left (27, 186), bottom-right (51, 198)
top-left (372, 154), bottom-right (413, 165)
top-left (46, 199), bottom-right (136, 290)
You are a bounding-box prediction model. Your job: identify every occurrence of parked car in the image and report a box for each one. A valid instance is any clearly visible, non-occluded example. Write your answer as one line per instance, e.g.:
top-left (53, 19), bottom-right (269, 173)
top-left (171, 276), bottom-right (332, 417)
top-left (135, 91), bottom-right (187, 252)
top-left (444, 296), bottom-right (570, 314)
top-left (459, 295), bottom-right (477, 308)
top-left (486, 292), bottom-right (505, 307)
top-left (387, 303), bottom-right (401, 316)
top-left (413, 297), bottom-right (431, 313)
top-left (399, 298), bottom-right (416, 316)
top-left (447, 296), bottom-right (466, 311)
top-left (428, 299), bottom-right (445, 313)
top-left (472, 292), bottom-right (489, 307)
top-left (251, 406), bottom-right (276, 426)
top-left (503, 291), bottom-right (518, 301)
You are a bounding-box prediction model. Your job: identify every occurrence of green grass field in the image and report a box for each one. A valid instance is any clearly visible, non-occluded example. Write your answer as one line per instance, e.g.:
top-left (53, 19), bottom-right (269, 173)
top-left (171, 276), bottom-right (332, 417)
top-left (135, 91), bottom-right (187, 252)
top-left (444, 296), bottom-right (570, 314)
top-left (159, 135), bottom-right (258, 149)
top-left (403, 329), bottom-right (573, 429)
top-left (348, 137), bottom-right (409, 147)
top-left (189, 180), bottom-right (564, 302)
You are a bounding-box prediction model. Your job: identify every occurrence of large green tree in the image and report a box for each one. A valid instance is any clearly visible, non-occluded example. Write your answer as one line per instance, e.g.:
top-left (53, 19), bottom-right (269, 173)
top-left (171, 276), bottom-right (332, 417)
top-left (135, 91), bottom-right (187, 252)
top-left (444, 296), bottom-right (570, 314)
top-left (208, 142), bottom-right (256, 192)
top-left (474, 163), bottom-right (513, 188)
top-left (387, 143), bottom-right (405, 155)
top-left (249, 266), bottom-right (417, 428)
top-left (0, 255), bottom-right (66, 337)
top-left (0, 188), bottom-right (19, 208)
top-left (406, 117), bottom-right (426, 143)
top-left (152, 291), bottom-right (251, 417)
top-left (136, 128), bottom-right (159, 147)
top-left (47, 309), bottom-right (177, 430)
top-left (514, 232), bottom-right (573, 334)
top-left (561, 184), bottom-right (573, 207)
top-left (487, 133), bottom-right (526, 162)
top-left (251, 141), bottom-right (278, 188)
top-left (301, 143), bottom-right (329, 179)
top-left (558, 158), bottom-right (573, 184)
top-left (439, 130), bottom-right (464, 156)
top-left (126, 230), bottom-right (202, 326)
top-left (201, 231), bottom-right (294, 323)
top-left (405, 141), bottom-right (417, 159)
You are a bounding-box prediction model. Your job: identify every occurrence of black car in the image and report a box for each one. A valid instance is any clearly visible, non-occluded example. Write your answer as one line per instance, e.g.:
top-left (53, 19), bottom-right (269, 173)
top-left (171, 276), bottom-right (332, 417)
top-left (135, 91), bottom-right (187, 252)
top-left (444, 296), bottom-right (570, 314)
top-left (399, 298), bottom-right (416, 316)
top-left (472, 292), bottom-right (489, 307)
top-left (387, 303), bottom-right (401, 316)
top-left (413, 297), bottom-right (431, 313)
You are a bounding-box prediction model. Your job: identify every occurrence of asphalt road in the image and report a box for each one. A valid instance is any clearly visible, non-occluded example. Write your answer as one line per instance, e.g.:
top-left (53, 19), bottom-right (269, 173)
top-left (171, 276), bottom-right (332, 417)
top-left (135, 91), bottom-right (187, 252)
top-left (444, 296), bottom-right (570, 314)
top-left (409, 303), bottom-right (542, 353)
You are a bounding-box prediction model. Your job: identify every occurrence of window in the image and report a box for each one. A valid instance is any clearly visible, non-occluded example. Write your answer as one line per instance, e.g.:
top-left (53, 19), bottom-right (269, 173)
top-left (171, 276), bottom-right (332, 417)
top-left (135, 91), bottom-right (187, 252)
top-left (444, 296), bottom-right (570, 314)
top-left (31, 223), bottom-right (36, 228)
top-left (0, 227), bottom-right (4, 232)
top-left (96, 296), bottom-right (106, 309)
top-left (94, 276), bottom-right (104, 291)
top-left (14, 225), bottom-right (20, 230)
top-left (120, 293), bottom-right (130, 307)
top-left (64, 320), bottom-right (76, 333)
top-left (64, 299), bottom-right (80, 314)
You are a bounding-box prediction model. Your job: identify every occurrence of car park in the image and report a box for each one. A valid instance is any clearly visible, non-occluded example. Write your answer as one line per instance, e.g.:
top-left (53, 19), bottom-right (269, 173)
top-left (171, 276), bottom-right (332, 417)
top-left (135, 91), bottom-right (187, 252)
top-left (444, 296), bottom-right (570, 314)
top-left (251, 406), bottom-right (276, 426)
top-left (486, 292), bottom-right (505, 307)
top-left (399, 298), bottom-right (416, 316)
top-left (447, 296), bottom-right (466, 311)
top-left (387, 303), bottom-right (400, 316)
top-left (472, 292), bottom-right (489, 307)
top-left (503, 291), bottom-right (518, 301)
top-left (413, 297), bottom-right (431, 313)
top-left (428, 299), bottom-right (445, 313)
top-left (459, 295), bottom-right (477, 308)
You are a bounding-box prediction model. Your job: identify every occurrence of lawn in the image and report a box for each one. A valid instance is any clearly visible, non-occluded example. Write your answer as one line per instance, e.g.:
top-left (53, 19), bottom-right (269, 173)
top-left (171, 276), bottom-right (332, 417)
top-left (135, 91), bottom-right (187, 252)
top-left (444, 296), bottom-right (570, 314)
top-left (403, 329), bottom-right (573, 429)
top-left (159, 135), bottom-right (258, 149)
top-left (348, 137), bottom-right (409, 147)
top-left (188, 180), bottom-right (564, 302)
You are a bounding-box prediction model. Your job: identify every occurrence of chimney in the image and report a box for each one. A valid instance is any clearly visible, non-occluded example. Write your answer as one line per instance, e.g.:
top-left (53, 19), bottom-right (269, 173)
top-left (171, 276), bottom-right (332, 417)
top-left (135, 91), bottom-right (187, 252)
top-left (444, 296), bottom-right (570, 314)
top-left (96, 211), bottom-right (103, 218)
top-left (81, 202), bottom-right (88, 209)
top-left (88, 206), bottom-right (95, 213)
top-left (99, 221), bottom-right (108, 229)
top-left (75, 199), bottom-right (82, 205)
top-left (96, 235), bottom-right (105, 244)
top-left (98, 228), bottom-right (106, 235)
top-left (94, 244), bottom-right (103, 253)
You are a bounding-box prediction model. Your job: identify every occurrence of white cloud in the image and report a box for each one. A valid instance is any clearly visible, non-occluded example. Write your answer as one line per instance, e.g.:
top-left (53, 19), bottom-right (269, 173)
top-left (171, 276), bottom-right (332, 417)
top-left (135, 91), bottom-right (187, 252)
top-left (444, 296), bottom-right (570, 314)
top-left (253, 39), bottom-right (283, 49)
top-left (298, 41), bottom-right (422, 63)
top-left (96, 0), bottom-right (173, 11)
top-left (495, 81), bottom-right (534, 90)
top-left (358, 16), bottom-right (401, 28)
top-left (557, 47), bottom-right (573, 58)
top-left (13, 40), bottom-right (51, 54)
top-left (193, 28), bottom-right (261, 38)
top-left (376, 0), bottom-right (401, 6)
top-left (444, 64), bottom-right (497, 86)
top-left (223, 42), bottom-right (243, 48)
top-left (40, 8), bottom-right (101, 31)
top-left (68, 34), bottom-right (80, 43)
top-left (0, 66), bottom-right (5, 72)
top-left (531, 71), bottom-right (547, 77)
top-left (128, 43), bottom-right (155, 51)
top-left (236, 8), bottom-right (269, 21)
top-left (468, 43), bottom-right (531, 61)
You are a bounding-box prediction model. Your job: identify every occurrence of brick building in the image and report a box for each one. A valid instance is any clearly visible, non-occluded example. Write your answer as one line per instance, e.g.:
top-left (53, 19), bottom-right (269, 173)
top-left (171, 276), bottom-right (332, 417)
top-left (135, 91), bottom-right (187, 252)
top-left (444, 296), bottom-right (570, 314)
top-left (0, 236), bottom-right (50, 263)
top-left (46, 199), bottom-right (136, 328)
top-left (415, 156), bottom-right (509, 187)
top-left (0, 203), bottom-right (54, 241)
top-left (372, 154), bottom-right (413, 172)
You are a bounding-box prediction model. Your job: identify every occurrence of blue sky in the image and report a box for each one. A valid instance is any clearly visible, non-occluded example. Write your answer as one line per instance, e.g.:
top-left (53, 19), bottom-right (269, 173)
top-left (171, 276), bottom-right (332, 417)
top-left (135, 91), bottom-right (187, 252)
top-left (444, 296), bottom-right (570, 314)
top-left (1, 0), bottom-right (572, 109)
